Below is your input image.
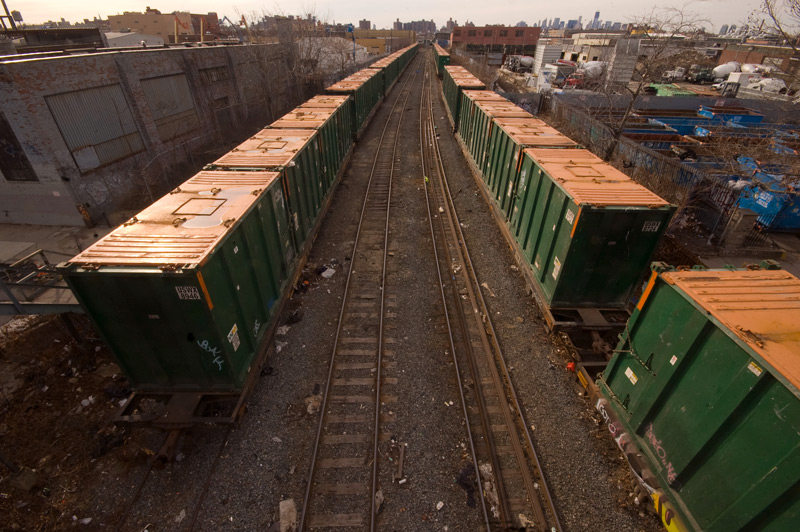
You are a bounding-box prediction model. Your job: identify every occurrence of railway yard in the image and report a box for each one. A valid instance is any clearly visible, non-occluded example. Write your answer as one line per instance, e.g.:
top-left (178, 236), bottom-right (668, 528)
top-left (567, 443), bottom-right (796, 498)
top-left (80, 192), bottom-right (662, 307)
top-left (1, 45), bottom-right (798, 532)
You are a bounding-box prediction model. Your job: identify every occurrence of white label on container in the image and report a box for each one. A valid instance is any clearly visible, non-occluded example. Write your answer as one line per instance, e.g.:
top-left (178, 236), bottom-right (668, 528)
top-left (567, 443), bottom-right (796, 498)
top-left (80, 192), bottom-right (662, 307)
top-left (670, 355), bottom-right (678, 366)
top-left (175, 286), bottom-right (201, 300)
top-left (228, 323), bottom-right (240, 351)
top-left (642, 221), bottom-right (661, 232)
top-left (748, 361), bottom-right (763, 377)
top-left (625, 367), bottom-right (638, 385)
top-left (233, 245), bottom-right (239, 254)
top-left (552, 257), bottom-right (561, 280)
top-left (565, 210), bottom-right (575, 224)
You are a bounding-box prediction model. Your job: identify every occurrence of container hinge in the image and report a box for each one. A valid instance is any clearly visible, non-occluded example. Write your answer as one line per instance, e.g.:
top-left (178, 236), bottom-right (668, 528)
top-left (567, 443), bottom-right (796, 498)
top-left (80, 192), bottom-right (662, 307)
top-left (159, 264), bottom-right (179, 272)
top-left (81, 263), bottom-right (100, 271)
top-left (169, 187), bottom-right (182, 195)
top-left (172, 217), bottom-right (187, 227)
top-left (223, 218), bottom-right (236, 227)
top-left (123, 216), bottom-right (139, 226)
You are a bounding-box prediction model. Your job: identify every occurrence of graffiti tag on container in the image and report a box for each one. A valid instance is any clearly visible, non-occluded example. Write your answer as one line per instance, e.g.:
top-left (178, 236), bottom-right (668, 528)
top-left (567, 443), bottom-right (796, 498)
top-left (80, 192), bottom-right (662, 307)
top-left (645, 423), bottom-right (677, 483)
top-left (197, 339), bottom-right (224, 371)
top-left (253, 319), bottom-right (261, 337)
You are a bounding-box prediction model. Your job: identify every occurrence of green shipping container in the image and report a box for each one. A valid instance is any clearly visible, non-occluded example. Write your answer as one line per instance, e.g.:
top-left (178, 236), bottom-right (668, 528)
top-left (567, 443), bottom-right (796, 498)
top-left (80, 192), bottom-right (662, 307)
top-left (598, 268), bottom-right (800, 532)
top-left (269, 104), bottom-right (352, 191)
top-left (484, 117), bottom-right (580, 212)
top-left (326, 69), bottom-right (383, 137)
top-left (456, 91), bottom-right (508, 169)
top-left (443, 66), bottom-right (485, 129)
top-left (60, 170), bottom-right (294, 392)
top-left (433, 43), bottom-right (450, 76)
top-left (213, 129), bottom-right (324, 249)
top-left (511, 148), bottom-right (675, 308)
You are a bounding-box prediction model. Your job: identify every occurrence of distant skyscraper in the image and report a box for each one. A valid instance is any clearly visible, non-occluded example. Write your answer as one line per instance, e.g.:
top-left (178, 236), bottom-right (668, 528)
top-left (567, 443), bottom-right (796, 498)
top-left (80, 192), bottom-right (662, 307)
top-left (553, 17), bottom-right (560, 29)
top-left (720, 24), bottom-right (729, 35)
top-left (593, 11), bottom-right (600, 30)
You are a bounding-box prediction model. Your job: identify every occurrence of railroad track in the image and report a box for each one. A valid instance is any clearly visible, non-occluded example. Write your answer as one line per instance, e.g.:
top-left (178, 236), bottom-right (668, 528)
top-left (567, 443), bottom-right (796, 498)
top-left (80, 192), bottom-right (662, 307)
top-left (420, 53), bottom-right (563, 532)
top-left (298, 54), bottom-right (422, 531)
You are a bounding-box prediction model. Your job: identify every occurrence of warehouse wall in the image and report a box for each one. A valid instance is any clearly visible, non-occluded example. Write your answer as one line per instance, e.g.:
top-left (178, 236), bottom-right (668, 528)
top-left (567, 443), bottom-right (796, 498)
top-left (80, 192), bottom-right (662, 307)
top-left (0, 44), bottom-right (304, 227)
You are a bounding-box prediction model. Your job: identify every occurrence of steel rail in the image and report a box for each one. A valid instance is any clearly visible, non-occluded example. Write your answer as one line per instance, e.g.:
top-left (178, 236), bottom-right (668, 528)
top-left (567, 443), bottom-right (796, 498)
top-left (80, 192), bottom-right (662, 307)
top-left (298, 53), bottom-right (422, 532)
top-left (418, 56), bottom-right (493, 531)
top-left (427, 61), bottom-right (564, 532)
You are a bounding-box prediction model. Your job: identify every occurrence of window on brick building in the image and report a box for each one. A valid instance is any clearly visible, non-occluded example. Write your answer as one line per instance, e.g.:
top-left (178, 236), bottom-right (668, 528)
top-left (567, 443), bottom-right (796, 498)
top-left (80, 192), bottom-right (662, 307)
top-left (499, 30), bottom-right (508, 37)
top-left (515, 30), bottom-right (524, 37)
top-left (468, 30), bottom-right (476, 37)
top-left (484, 30), bottom-right (492, 37)
top-left (454, 30), bottom-right (461, 36)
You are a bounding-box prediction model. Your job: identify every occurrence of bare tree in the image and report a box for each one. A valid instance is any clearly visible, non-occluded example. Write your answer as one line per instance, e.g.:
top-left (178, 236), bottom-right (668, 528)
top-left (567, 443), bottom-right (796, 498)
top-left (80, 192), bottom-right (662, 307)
top-left (753, 0), bottom-right (800, 87)
top-left (597, 7), bottom-right (709, 160)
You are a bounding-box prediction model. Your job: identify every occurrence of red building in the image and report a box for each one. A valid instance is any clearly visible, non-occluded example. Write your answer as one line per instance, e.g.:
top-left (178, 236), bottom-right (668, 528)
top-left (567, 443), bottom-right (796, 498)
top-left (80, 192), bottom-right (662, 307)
top-left (451, 25), bottom-right (541, 52)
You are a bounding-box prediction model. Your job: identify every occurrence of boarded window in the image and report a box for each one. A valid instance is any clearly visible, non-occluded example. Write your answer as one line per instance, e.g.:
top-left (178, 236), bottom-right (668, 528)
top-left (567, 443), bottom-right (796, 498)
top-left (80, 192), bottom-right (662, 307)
top-left (141, 74), bottom-right (199, 141)
top-left (0, 113), bottom-right (37, 181)
top-left (200, 65), bottom-right (230, 84)
top-left (46, 84), bottom-right (144, 172)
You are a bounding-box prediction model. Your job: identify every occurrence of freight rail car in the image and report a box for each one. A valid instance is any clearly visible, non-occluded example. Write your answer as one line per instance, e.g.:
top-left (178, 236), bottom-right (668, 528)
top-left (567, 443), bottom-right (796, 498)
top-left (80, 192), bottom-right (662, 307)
top-left (60, 170), bottom-right (297, 424)
top-left (442, 65), bottom-right (485, 129)
top-left (57, 52), bottom-right (422, 427)
top-left (432, 43), bottom-right (450, 77)
top-left (596, 265), bottom-right (800, 532)
top-left (439, 72), bottom-right (675, 331)
top-left (369, 44), bottom-right (419, 96)
top-left (326, 68), bottom-right (384, 139)
top-left (267, 99), bottom-right (353, 189)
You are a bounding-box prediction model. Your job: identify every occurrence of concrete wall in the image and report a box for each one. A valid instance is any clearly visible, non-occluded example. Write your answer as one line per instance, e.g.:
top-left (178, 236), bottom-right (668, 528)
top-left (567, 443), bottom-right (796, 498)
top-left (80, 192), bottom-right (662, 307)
top-left (0, 44), bottom-right (307, 227)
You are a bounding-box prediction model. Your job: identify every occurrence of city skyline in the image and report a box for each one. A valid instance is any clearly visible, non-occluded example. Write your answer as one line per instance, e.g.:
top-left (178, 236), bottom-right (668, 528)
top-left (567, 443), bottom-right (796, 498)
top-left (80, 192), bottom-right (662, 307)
top-left (7, 0), bottom-right (765, 33)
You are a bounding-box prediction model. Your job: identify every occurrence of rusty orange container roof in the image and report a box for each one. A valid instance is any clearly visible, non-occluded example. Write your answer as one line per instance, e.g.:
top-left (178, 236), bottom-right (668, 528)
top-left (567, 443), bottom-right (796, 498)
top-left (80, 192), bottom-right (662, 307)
top-left (464, 90), bottom-right (507, 102)
top-left (475, 101), bottom-right (531, 118)
top-left (495, 117), bottom-right (579, 147)
top-left (269, 108), bottom-right (335, 129)
top-left (524, 147), bottom-right (670, 207)
top-left (525, 147), bottom-right (605, 166)
top-left (662, 269), bottom-right (800, 389)
top-left (69, 171), bottom-right (281, 267)
top-left (327, 80), bottom-right (364, 92)
top-left (299, 95), bottom-right (349, 109)
top-left (444, 65), bottom-right (469, 74)
top-left (328, 70), bottom-right (378, 91)
top-left (214, 129), bottom-right (316, 168)
top-left (454, 78), bottom-right (486, 89)
top-left (433, 43), bottom-right (449, 56)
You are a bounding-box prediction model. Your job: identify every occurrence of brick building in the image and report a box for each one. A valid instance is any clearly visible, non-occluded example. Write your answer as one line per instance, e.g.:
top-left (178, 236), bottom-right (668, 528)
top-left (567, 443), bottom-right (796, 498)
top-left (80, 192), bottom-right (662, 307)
top-left (451, 25), bottom-right (541, 53)
top-left (108, 7), bottom-right (220, 43)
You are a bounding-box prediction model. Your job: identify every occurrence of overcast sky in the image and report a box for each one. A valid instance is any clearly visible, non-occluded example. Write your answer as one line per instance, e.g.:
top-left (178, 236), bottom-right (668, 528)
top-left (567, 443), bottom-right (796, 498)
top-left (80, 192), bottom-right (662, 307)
top-left (11, 0), bottom-right (765, 33)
